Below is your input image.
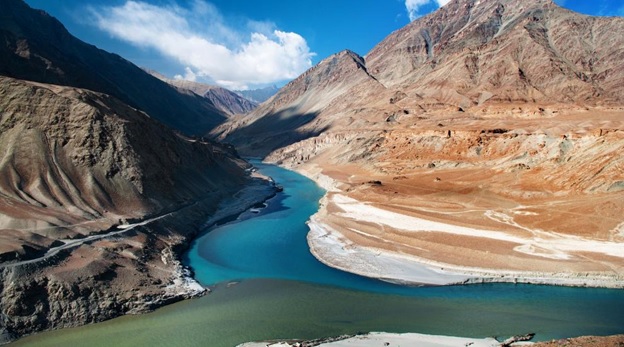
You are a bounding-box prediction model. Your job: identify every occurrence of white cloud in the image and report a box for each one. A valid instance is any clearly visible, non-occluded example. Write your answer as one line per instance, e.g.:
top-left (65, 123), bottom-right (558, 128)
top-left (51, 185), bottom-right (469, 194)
top-left (405, 0), bottom-right (431, 21)
top-left (405, 0), bottom-right (451, 21)
top-left (90, 1), bottom-right (315, 89)
top-left (174, 67), bottom-right (197, 82)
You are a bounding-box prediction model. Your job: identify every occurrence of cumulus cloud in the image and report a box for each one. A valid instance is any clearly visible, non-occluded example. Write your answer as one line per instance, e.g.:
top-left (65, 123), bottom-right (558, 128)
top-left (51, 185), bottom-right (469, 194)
top-left (405, 0), bottom-right (452, 21)
top-left (90, 1), bottom-right (315, 89)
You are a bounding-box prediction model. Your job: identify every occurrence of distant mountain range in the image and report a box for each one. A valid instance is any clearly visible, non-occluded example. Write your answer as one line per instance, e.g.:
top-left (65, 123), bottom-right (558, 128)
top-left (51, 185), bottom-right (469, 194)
top-left (235, 85), bottom-right (280, 104)
top-left (145, 70), bottom-right (259, 116)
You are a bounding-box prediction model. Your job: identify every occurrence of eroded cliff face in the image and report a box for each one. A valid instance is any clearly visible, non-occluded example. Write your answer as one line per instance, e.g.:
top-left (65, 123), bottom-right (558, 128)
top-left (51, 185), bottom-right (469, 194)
top-left (268, 122), bottom-right (624, 196)
top-left (0, 76), bottom-right (272, 342)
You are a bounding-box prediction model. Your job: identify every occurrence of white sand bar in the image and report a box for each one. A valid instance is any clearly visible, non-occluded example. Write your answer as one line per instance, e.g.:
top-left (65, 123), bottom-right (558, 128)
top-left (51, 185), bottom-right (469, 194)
top-left (331, 194), bottom-right (624, 260)
top-left (307, 193), bottom-right (624, 288)
top-left (238, 332), bottom-right (513, 347)
top-left (308, 220), bottom-right (473, 285)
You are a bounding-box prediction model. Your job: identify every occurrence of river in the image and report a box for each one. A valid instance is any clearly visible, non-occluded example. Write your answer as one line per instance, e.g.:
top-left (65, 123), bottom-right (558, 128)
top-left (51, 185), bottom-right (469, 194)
top-left (12, 162), bottom-right (624, 346)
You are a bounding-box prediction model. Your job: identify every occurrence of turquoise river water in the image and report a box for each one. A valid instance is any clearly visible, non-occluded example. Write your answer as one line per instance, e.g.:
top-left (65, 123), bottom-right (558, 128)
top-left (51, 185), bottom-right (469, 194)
top-left (12, 162), bottom-right (624, 346)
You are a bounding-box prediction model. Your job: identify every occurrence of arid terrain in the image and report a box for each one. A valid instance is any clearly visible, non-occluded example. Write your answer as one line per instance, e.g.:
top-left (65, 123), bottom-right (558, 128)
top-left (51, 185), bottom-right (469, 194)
top-left (1, 0), bottom-right (623, 344)
top-left (0, 0), bottom-right (276, 342)
top-left (217, 0), bottom-right (624, 287)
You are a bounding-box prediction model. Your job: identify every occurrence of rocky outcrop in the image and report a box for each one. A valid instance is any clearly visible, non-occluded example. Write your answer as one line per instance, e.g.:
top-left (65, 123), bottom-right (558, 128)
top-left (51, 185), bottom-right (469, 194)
top-left (268, 126), bottom-right (624, 195)
top-left (0, 0), bottom-right (227, 135)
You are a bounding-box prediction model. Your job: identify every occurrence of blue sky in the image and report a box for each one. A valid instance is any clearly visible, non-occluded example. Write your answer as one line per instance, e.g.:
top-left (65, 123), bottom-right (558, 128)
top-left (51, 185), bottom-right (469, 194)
top-left (24, 0), bottom-right (624, 90)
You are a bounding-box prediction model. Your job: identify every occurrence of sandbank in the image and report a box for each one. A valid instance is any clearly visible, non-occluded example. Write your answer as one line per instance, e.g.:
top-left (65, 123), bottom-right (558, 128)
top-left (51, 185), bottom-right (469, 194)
top-left (238, 332), bottom-right (525, 347)
top-left (297, 166), bottom-right (624, 288)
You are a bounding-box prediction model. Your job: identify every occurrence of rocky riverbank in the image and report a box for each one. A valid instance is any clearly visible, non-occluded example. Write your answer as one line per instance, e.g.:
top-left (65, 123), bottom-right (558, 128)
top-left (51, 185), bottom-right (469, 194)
top-left (0, 176), bottom-right (277, 344)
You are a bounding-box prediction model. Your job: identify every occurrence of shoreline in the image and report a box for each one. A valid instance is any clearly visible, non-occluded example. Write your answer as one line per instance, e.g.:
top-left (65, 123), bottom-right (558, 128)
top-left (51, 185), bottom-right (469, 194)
top-left (237, 332), bottom-right (528, 347)
top-left (239, 332), bottom-right (624, 347)
top-left (168, 174), bottom-right (279, 298)
top-left (279, 162), bottom-right (624, 289)
top-left (0, 174), bottom-right (278, 345)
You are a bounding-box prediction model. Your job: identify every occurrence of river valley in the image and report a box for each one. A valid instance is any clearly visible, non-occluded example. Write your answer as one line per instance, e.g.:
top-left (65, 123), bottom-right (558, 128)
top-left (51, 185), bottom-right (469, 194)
top-left (11, 162), bottom-right (624, 346)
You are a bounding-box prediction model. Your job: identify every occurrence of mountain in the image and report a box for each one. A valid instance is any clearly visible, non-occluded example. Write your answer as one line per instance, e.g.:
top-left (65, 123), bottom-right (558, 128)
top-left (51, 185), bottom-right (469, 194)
top-left (148, 73), bottom-right (258, 116)
top-left (211, 50), bottom-right (383, 156)
top-left (0, 75), bottom-right (271, 341)
top-left (0, 75), bottom-right (249, 253)
top-left (236, 85), bottom-right (280, 103)
top-left (0, 0), bottom-right (227, 135)
top-left (365, 0), bottom-right (624, 105)
top-left (215, 0), bottom-right (624, 286)
top-left (217, 0), bottom-right (624, 165)
top-left (0, 1), bottom-right (275, 341)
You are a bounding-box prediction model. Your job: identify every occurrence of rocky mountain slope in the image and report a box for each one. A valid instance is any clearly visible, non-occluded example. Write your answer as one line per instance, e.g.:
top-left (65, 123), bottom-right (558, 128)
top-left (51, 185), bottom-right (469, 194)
top-left (0, 1), bottom-right (276, 342)
top-left (152, 75), bottom-right (258, 116)
top-left (0, 75), bottom-right (274, 342)
top-left (0, 0), bottom-right (227, 135)
top-left (211, 50), bottom-right (384, 156)
top-left (0, 76), bottom-right (248, 252)
top-left (366, 0), bottom-right (624, 105)
top-left (216, 0), bottom-right (624, 285)
top-left (217, 0), bottom-right (624, 154)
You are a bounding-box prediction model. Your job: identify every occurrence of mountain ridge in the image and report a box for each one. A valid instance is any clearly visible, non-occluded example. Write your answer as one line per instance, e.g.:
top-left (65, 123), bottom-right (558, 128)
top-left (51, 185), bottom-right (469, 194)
top-left (147, 73), bottom-right (259, 116)
top-left (218, 0), bottom-right (624, 156)
top-left (0, 0), bottom-right (227, 135)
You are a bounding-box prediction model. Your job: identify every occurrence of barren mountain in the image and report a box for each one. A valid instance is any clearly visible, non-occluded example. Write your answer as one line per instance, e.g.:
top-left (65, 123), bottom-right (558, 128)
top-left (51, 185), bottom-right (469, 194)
top-left (366, 0), bottom-right (624, 105)
top-left (236, 85), bottom-right (280, 104)
top-left (0, 1), bottom-right (276, 341)
top-left (0, 76), bottom-right (274, 342)
top-left (217, 0), bottom-right (624, 153)
top-left (0, 76), bottom-right (249, 251)
top-left (0, 0), bottom-right (227, 135)
top-left (154, 76), bottom-right (258, 116)
top-left (217, 0), bottom-right (624, 286)
top-left (212, 50), bottom-right (384, 156)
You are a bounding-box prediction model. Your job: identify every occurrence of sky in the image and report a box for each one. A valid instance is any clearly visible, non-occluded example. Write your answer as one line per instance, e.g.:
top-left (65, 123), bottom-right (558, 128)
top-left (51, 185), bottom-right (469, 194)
top-left (24, 0), bottom-right (624, 90)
